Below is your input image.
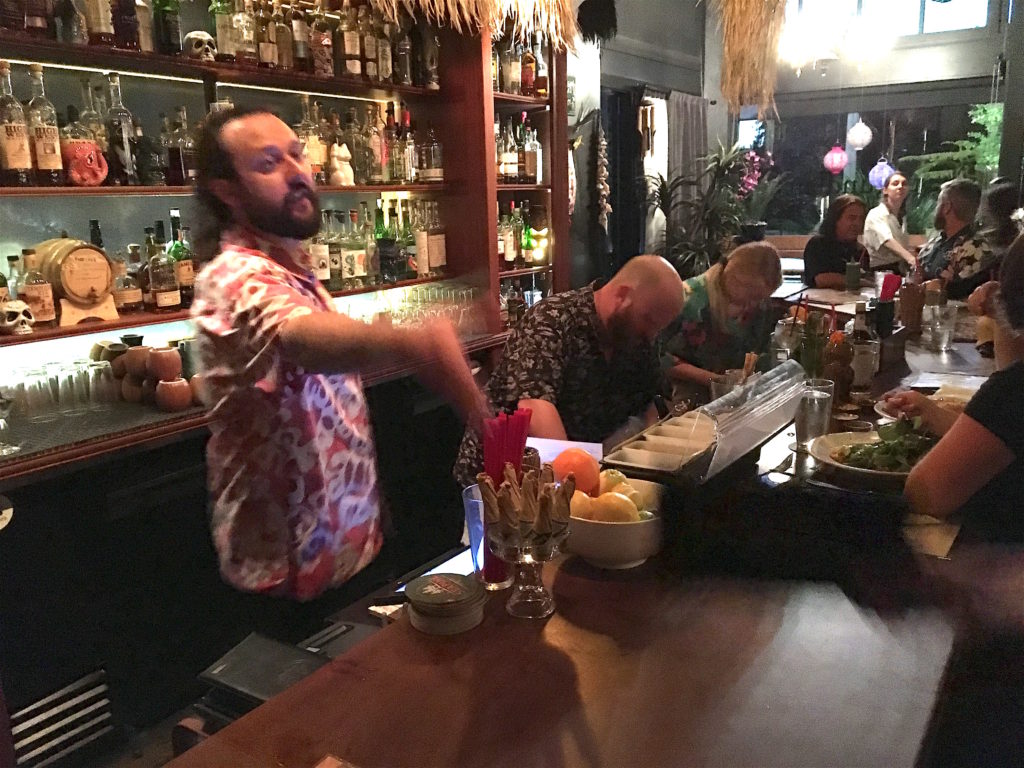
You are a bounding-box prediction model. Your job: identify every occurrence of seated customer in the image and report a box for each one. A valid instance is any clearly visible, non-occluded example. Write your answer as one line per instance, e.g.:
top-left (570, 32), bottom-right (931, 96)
top-left (895, 235), bottom-right (1024, 541)
top-left (918, 178), bottom-right (996, 300)
top-left (453, 255), bottom-right (684, 487)
top-left (863, 172), bottom-right (916, 273)
top-left (802, 194), bottom-right (867, 289)
top-left (662, 242), bottom-right (782, 404)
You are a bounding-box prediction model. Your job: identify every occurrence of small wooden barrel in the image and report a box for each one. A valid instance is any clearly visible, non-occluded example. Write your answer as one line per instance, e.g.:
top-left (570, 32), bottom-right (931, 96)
top-left (33, 238), bottom-right (113, 307)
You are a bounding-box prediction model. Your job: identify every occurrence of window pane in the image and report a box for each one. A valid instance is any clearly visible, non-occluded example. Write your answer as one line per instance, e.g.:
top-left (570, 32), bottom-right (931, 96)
top-left (861, 0), bottom-right (922, 36)
top-left (923, 0), bottom-right (989, 33)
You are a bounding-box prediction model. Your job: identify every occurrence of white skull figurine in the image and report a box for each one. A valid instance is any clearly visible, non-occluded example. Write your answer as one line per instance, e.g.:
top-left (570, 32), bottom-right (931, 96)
top-left (184, 31), bottom-right (217, 61)
top-left (0, 301), bottom-right (34, 335)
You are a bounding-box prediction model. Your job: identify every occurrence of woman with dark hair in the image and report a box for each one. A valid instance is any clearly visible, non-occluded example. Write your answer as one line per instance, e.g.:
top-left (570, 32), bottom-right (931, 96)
top-left (979, 181), bottom-right (1021, 260)
top-left (801, 194), bottom-right (867, 289)
top-left (863, 172), bottom-right (916, 273)
top-left (887, 233), bottom-right (1024, 541)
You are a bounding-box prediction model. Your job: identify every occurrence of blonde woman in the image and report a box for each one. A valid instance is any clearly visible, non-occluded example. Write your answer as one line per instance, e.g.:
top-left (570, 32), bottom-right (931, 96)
top-left (663, 242), bottom-right (783, 402)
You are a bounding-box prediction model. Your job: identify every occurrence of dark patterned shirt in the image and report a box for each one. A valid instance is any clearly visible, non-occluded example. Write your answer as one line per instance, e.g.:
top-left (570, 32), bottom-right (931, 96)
top-left (453, 284), bottom-right (663, 487)
top-left (918, 223), bottom-right (997, 299)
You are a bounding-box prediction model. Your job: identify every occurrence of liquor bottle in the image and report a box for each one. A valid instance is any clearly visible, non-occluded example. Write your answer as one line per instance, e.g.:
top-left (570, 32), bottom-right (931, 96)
top-left (232, 0), bottom-right (257, 66)
top-left (154, 219), bottom-right (167, 251)
top-left (149, 244), bottom-right (181, 312)
top-left (500, 37), bottom-right (519, 94)
top-left (336, 0), bottom-right (360, 78)
top-left (89, 218), bottom-right (102, 247)
top-left (357, 4), bottom-right (376, 82)
top-left (272, 0), bottom-right (291, 69)
top-left (0, 61), bottom-right (33, 188)
top-left (360, 200), bottom-right (380, 285)
top-left (325, 209), bottom-right (343, 291)
top-left (422, 26), bottom-right (440, 90)
top-left (384, 104), bottom-right (402, 183)
top-left (110, 0), bottom-right (138, 48)
top-left (413, 200), bottom-right (429, 277)
top-left (510, 201), bottom-right (523, 264)
top-left (364, 103), bottom-right (383, 184)
top-left (26, 64), bottom-right (63, 186)
top-left (521, 125), bottom-right (539, 184)
top-left (490, 33), bottom-right (499, 91)
top-left (403, 112), bottom-right (416, 182)
top-left (168, 224), bottom-right (194, 307)
top-left (334, 210), bottom-right (353, 289)
top-left (530, 127), bottom-right (542, 184)
top-left (345, 208), bottom-right (365, 287)
top-left (20, 248), bottom-right (57, 327)
top-left (310, 210), bottom-right (332, 287)
top-left (255, 0), bottom-right (276, 67)
top-left (533, 33), bottom-right (548, 98)
top-left (111, 257), bottom-right (144, 313)
top-left (0, 264), bottom-right (8, 302)
top-left (5, 254), bottom-right (20, 298)
top-left (153, 0), bottom-right (182, 54)
top-left (0, 0), bottom-right (24, 34)
top-left (24, 0), bottom-right (52, 37)
top-left (427, 201), bottom-right (446, 276)
top-left (125, 241), bottom-right (143, 280)
top-left (76, 77), bottom-right (106, 150)
top-left (515, 113), bottom-right (527, 183)
top-left (850, 301), bottom-right (878, 392)
top-left (135, 0), bottom-right (153, 50)
top-left (394, 23), bottom-right (412, 86)
top-left (295, 95), bottom-right (326, 185)
top-left (419, 123), bottom-right (443, 183)
top-left (55, 0), bottom-right (89, 44)
top-left (377, 11), bottom-right (393, 84)
top-left (309, 0), bottom-right (333, 77)
top-left (375, 200), bottom-right (398, 283)
top-left (288, 0), bottom-right (309, 71)
top-left (501, 120), bottom-right (518, 183)
top-left (309, 100), bottom-right (327, 185)
top-left (521, 37), bottom-right (536, 97)
top-left (104, 74), bottom-right (137, 185)
top-left (501, 207), bottom-right (515, 268)
top-left (519, 200), bottom-right (533, 268)
top-left (210, 0), bottom-right (234, 60)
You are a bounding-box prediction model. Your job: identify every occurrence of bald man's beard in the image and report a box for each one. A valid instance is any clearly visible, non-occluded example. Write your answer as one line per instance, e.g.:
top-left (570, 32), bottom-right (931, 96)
top-left (241, 185), bottom-right (321, 240)
top-left (605, 312), bottom-right (644, 351)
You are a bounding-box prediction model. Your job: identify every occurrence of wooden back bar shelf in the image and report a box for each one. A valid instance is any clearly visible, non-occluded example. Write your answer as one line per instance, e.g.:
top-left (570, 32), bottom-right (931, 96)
top-left (0, 21), bottom-right (569, 482)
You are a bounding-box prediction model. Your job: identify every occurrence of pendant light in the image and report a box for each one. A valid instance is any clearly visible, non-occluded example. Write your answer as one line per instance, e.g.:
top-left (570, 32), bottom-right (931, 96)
top-left (846, 119), bottom-right (873, 151)
top-left (823, 145), bottom-right (848, 175)
top-left (868, 157), bottom-right (897, 189)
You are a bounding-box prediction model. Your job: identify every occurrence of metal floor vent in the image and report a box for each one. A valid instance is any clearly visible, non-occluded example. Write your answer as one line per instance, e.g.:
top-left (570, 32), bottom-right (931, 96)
top-left (10, 670), bottom-right (114, 767)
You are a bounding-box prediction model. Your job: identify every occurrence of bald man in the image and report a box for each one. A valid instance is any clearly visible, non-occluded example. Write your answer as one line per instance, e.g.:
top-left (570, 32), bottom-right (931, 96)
top-left (454, 255), bottom-right (684, 487)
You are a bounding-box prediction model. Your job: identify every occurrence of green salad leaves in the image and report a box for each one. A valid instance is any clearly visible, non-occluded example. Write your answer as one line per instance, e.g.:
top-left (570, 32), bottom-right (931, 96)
top-left (832, 418), bottom-right (937, 472)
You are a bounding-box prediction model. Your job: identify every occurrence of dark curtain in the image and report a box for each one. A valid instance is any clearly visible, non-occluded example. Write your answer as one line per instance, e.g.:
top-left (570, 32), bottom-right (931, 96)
top-left (601, 86), bottom-right (645, 274)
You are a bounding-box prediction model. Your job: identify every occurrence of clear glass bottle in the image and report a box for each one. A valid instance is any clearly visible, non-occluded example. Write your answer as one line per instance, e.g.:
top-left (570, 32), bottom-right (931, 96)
top-left (135, 0), bottom-right (153, 50)
top-left (501, 119), bottom-right (518, 183)
top-left (310, 209), bottom-right (332, 288)
top-left (112, 257), bottom-right (144, 313)
top-left (209, 0), bottom-right (234, 59)
top-left (500, 37), bottom-right (519, 95)
top-left (397, 199), bottom-right (414, 278)
top-left (0, 262), bottom-right (8, 303)
top-left (140, 226), bottom-right (157, 308)
top-left (75, 77), bottom-right (106, 151)
top-left (288, 0), bottom-right (309, 71)
top-left (231, 0), bottom-right (257, 65)
top-left (5, 255), bottom-right (21, 298)
top-left (376, 11), bottom-right (393, 84)
top-left (254, 0), bottom-right (276, 67)
top-left (149, 245), bottom-right (181, 312)
top-left (413, 199), bottom-right (430, 277)
top-left (501, 206), bottom-right (516, 269)
top-left (361, 200), bottom-right (380, 285)
top-left (427, 201), bottom-right (446, 276)
top-left (309, 0), bottom-right (334, 77)
top-left (336, 0), bottom-right (360, 78)
top-left (110, 0), bottom-right (138, 48)
top-left (104, 73), bottom-right (138, 185)
top-left (346, 208), bottom-right (366, 287)
top-left (21, 248), bottom-right (57, 327)
top-left (152, 0), bottom-right (181, 54)
top-left (0, 61), bottom-right (33, 187)
top-left (25, 64), bottom-right (63, 186)
top-left (325, 209), bottom-right (343, 291)
top-left (533, 33), bottom-right (548, 98)
top-left (167, 105), bottom-right (195, 185)
top-left (272, 0), bottom-right (291, 69)
top-left (418, 123), bottom-right (443, 183)
top-left (519, 200), bottom-right (533, 268)
top-left (357, 4), bottom-right (375, 81)
top-left (363, 103), bottom-right (383, 184)
top-left (521, 126), bottom-right (539, 184)
top-left (336, 209), bottom-right (355, 289)
top-left (56, 0), bottom-right (89, 44)
top-left (394, 23), bottom-right (412, 86)
top-left (403, 111), bottom-right (416, 182)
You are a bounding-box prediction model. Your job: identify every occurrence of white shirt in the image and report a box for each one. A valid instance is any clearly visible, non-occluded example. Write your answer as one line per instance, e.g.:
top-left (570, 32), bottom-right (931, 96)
top-left (863, 202), bottom-right (910, 269)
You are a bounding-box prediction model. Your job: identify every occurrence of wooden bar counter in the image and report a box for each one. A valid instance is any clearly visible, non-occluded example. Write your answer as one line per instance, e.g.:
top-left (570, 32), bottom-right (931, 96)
top-left (168, 556), bottom-right (953, 768)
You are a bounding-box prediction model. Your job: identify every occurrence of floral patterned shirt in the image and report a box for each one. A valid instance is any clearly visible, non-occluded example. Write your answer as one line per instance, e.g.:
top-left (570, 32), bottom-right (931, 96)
top-left (661, 273), bottom-right (776, 378)
top-left (918, 223), bottom-right (998, 300)
top-left (453, 284), bottom-right (662, 487)
top-left (192, 227), bottom-right (382, 601)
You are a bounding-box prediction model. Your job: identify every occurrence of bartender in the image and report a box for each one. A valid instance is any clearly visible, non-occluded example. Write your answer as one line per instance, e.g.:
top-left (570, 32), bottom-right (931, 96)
top-left (453, 255), bottom-right (684, 487)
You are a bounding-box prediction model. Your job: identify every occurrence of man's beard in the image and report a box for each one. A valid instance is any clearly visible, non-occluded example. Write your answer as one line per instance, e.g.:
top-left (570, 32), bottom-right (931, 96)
top-left (605, 312), bottom-right (642, 351)
top-left (244, 185), bottom-right (321, 240)
top-left (934, 209), bottom-right (946, 231)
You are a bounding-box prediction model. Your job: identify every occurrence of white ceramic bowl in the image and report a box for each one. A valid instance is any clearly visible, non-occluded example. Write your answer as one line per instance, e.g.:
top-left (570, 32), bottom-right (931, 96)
top-left (567, 477), bottom-right (666, 569)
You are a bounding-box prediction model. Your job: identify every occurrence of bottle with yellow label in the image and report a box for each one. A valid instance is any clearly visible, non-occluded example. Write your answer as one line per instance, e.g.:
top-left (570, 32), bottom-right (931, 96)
top-left (0, 61), bottom-right (32, 187)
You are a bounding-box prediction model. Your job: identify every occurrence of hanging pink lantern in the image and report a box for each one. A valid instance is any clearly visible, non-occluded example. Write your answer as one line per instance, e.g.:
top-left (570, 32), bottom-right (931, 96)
top-left (868, 157), bottom-right (897, 189)
top-left (846, 119), bottom-right (873, 151)
top-left (823, 145), bottom-right (848, 175)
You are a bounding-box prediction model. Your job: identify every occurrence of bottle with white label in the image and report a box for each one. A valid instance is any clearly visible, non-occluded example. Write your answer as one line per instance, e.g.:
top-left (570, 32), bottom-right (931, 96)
top-left (337, 0), bottom-right (361, 78)
top-left (149, 247), bottom-right (181, 312)
top-left (20, 249), bottom-right (57, 327)
top-left (210, 0), bottom-right (235, 59)
top-left (413, 201), bottom-right (430, 278)
top-left (427, 201), bottom-right (446, 276)
top-left (26, 64), bottom-right (64, 186)
top-left (0, 61), bottom-right (33, 187)
top-left (288, 0), bottom-right (309, 71)
top-left (310, 210), bottom-right (332, 287)
top-left (112, 258), bottom-right (144, 313)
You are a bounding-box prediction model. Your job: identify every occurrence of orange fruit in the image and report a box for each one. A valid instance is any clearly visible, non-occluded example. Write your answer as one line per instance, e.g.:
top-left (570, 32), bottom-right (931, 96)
top-left (552, 448), bottom-right (601, 497)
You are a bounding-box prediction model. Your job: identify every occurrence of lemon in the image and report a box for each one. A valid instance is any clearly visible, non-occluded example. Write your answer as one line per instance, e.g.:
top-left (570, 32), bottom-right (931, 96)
top-left (598, 469), bottom-right (629, 495)
top-left (570, 490), bottom-right (594, 520)
top-left (613, 481), bottom-right (644, 511)
top-left (591, 491), bottom-right (640, 522)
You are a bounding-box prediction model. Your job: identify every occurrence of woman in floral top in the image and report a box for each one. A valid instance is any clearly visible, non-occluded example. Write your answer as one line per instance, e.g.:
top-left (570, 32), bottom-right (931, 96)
top-left (662, 242), bottom-right (783, 404)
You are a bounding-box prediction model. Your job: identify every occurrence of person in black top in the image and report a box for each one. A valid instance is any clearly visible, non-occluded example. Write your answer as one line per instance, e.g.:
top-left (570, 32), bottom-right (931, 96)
top-left (802, 194), bottom-right (867, 289)
top-left (889, 233), bottom-right (1024, 542)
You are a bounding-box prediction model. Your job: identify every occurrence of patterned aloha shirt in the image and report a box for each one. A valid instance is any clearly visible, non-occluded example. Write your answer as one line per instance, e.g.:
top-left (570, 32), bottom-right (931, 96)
top-left (453, 283), bottom-right (662, 487)
top-left (660, 273), bottom-right (776, 402)
top-left (918, 223), bottom-right (998, 300)
top-left (192, 227), bottom-right (382, 601)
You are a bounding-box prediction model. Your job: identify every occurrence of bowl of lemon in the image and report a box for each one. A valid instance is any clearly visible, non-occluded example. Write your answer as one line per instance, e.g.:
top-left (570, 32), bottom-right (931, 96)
top-left (566, 469), bottom-right (665, 569)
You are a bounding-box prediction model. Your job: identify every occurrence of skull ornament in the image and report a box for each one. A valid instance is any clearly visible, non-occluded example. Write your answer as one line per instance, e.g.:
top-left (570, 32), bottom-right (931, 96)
top-left (184, 31), bottom-right (217, 61)
top-left (0, 301), bottom-right (34, 335)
